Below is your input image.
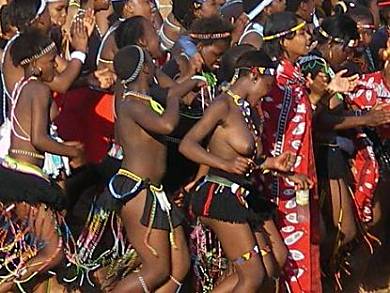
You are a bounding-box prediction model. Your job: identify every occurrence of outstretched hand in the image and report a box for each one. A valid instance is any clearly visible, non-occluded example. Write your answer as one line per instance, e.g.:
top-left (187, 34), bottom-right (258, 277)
top-left (263, 152), bottom-right (296, 173)
top-left (327, 69), bottom-right (359, 93)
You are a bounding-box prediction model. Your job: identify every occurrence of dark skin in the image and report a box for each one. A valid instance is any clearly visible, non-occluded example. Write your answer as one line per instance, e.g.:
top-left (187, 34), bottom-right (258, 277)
top-left (0, 48), bottom-right (84, 293)
top-left (179, 71), bottom-right (312, 292)
top-left (3, 9), bottom-right (88, 101)
top-left (111, 55), bottom-right (207, 292)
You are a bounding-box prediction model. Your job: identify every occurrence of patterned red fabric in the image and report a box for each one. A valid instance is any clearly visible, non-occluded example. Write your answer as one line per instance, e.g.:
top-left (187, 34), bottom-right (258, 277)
top-left (347, 71), bottom-right (390, 138)
top-left (350, 133), bottom-right (379, 223)
top-left (345, 72), bottom-right (383, 223)
top-left (260, 59), bottom-right (321, 292)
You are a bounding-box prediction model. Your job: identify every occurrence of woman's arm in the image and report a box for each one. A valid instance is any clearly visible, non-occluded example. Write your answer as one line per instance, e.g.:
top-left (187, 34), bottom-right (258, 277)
top-left (179, 99), bottom-right (246, 173)
top-left (30, 83), bottom-right (82, 159)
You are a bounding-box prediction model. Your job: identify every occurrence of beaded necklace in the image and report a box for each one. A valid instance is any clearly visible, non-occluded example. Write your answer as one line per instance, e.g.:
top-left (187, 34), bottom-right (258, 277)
top-left (123, 90), bottom-right (165, 115)
top-left (226, 90), bottom-right (260, 177)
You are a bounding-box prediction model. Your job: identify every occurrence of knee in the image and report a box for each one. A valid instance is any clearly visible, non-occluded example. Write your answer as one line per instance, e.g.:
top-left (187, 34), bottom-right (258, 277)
top-left (41, 243), bottom-right (64, 270)
top-left (144, 260), bottom-right (171, 287)
top-left (237, 262), bottom-right (265, 291)
top-left (274, 245), bottom-right (288, 272)
top-left (341, 224), bottom-right (357, 245)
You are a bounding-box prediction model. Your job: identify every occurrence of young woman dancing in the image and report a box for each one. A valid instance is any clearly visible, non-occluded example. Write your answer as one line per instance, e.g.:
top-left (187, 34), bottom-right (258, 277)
top-left (0, 29), bottom-right (84, 292)
top-left (179, 50), bottom-right (310, 292)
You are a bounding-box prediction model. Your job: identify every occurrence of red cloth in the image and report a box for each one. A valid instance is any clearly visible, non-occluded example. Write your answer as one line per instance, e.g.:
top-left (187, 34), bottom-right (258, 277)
top-left (53, 88), bottom-right (115, 163)
top-left (347, 71), bottom-right (390, 138)
top-left (260, 59), bottom-right (321, 293)
top-left (345, 71), bottom-right (383, 223)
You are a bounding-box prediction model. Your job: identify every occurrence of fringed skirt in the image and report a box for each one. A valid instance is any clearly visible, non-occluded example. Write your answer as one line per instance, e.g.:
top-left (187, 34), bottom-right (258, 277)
top-left (190, 168), bottom-right (275, 229)
top-left (0, 158), bottom-right (74, 291)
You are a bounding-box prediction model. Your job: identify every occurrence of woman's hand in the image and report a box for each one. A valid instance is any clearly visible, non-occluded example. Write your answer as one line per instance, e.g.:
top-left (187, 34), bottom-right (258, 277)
top-left (64, 141), bottom-right (86, 169)
top-left (262, 152), bottom-right (296, 173)
top-left (222, 156), bottom-right (252, 175)
top-left (287, 173), bottom-right (314, 190)
top-left (82, 8), bottom-right (96, 38)
top-left (327, 69), bottom-right (359, 93)
top-left (70, 16), bottom-right (88, 53)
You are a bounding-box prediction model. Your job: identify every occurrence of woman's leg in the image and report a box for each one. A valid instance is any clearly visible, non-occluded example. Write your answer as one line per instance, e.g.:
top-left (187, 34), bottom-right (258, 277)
top-left (155, 225), bottom-right (190, 293)
top-left (0, 204), bottom-right (63, 293)
top-left (112, 190), bottom-right (171, 293)
top-left (201, 217), bottom-right (265, 293)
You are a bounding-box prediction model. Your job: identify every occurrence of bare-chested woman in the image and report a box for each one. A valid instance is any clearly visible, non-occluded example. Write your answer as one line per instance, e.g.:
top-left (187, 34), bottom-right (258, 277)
top-left (179, 50), bottom-right (313, 292)
top-left (87, 45), bottom-right (205, 292)
top-left (0, 28), bottom-right (84, 293)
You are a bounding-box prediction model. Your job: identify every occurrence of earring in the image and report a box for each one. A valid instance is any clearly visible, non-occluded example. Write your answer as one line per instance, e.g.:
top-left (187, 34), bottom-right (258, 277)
top-left (32, 66), bottom-right (42, 77)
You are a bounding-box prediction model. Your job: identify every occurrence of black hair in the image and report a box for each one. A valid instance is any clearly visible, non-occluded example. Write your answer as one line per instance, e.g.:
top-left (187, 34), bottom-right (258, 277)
top-left (286, 0), bottom-right (307, 13)
top-left (333, 0), bottom-right (356, 15)
top-left (114, 45), bottom-right (145, 82)
top-left (172, 0), bottom-right (204, 29)
top-left (10, 28), bottom-right (53, 66)
top-left (236, 49), bottom-right (274, 71)
top-left (189, 16), bottom-right (233, 46)
top-left (243, 0), bottom-right (262, 14)
top-left (314, 15), bottom-right (359, 45)
top-left (0, 5), bottom-right (11, 36)
top-left (218, 44), bottom-right (256, 82)
top-left (356, 0), bottom-right (375, 7)
top-left (114, 16), bottom-right (146, 49)
top-left (8, 0), bottom-right (42, 32)
top-left (347, 5), bottom-right (374, 24)
top-left (263, 11), bottom-right (298, 59)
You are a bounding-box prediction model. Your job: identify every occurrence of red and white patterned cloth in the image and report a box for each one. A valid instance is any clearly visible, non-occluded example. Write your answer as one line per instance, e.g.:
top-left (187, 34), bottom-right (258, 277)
top-left (260, 59), bottom-right (321, 293)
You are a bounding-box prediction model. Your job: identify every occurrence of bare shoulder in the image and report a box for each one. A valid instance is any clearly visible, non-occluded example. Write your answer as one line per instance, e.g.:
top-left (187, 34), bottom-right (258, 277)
top-left (27, 81), bottom-right (51, 99)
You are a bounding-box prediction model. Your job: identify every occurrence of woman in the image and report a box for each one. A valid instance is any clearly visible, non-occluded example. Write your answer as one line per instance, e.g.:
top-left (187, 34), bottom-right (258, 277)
top-left (159, 0), bottom-right (220, 52)
top-left (179, 50), bottom-right (310, 292)
top-left (0, 28), bottom-right (84, 292)
top-left (261, 11), bottom-right (320, 293)
top-left (77, 45), bottom-right (191, 292)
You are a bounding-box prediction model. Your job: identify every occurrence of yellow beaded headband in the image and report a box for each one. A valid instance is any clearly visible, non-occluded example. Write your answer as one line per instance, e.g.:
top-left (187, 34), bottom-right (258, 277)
top-left (20, 42), bottom-right (56, 66)
top-left (262, 22), bottom-right (306, 42)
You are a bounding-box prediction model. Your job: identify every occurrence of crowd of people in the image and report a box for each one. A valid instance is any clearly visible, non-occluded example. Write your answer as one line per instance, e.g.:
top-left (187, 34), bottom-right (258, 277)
top-left (0, 0), bottom-right (389, 292)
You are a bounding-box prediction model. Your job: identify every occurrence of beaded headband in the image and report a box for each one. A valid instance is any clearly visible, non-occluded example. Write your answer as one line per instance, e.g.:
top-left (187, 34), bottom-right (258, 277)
top-left (357, 24), bottom-right (376, 30)
top-left (379, 1), bottom-right (390, 7)
top-left (30, 0), bottom-right (47, 24)
top-left (318, 26), bottom-right (358, 48)
top-left (20, 42), bottom-right (56, 66)
top-left (189, 32), bottom-right (231, 40)
top-left (121, 46), bottom-right (145, 85)
top-left (262, 22), bottom-right (306, 42)
top-left (231, 65), bottom-right (275, 84)
top-left (246, 0), bottom-right (273, 21)
top-left (194, 0), bottom-right (206, 9)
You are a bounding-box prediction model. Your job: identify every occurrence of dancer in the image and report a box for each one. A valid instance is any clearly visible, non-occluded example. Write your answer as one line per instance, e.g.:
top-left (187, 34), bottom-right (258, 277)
top-left (0, 28), bottom-right (84, 292)
top-left (180, 50), bottom-right (310, 292)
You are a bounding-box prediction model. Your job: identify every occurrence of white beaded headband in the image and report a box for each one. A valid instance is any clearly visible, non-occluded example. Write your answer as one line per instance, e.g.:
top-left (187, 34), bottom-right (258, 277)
top-left (20, 42), bottom-right (56, 66)
top-left (30, 0), bottom-right (47, 24)
top-left (121, 46), bottom-right (145, 85)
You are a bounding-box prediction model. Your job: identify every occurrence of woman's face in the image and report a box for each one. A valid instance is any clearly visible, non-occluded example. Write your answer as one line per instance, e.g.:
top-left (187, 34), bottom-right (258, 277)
top-left (357, 20), bottom-right (375, 47)
top-left (141, 20), bottom-right (163, 59)
top-left (269, 0), bottom-right (286, 14)
top-left (283, 26), bottom-right (311, 59)
top-left (199, 40), bottom-right (230, 71)
top-left (94, 0), bottom-right (110, 11)
top-left (249, 75), bottom-right (274, 100)
top-left (199, 0), bottom-right (220, 18)
top-left (36, 50), bottom-right (57, 82)
top-left (48, 0), bottom-right (67, 27)
top-left (124, 0), bottom-right (152, 19)
top-left (328, 42), bottom-right (352, 68)
top-left (36, 7), bottom-right (52, 33)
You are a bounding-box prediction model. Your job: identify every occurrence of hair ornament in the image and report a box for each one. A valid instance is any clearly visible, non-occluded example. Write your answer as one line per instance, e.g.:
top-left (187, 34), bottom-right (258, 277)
top-left (121, 45), bottom-right (145, 85)
top-left (20, 42), bottom-right (56, 66)
top-left (189, 32), bottom-right (231, 40)
top-left (30, 0), bottom-right (47, 24)
top-left (318, 26), bottom-right (358, 48)
top-left (262, 22), bottom-right (306, 42)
